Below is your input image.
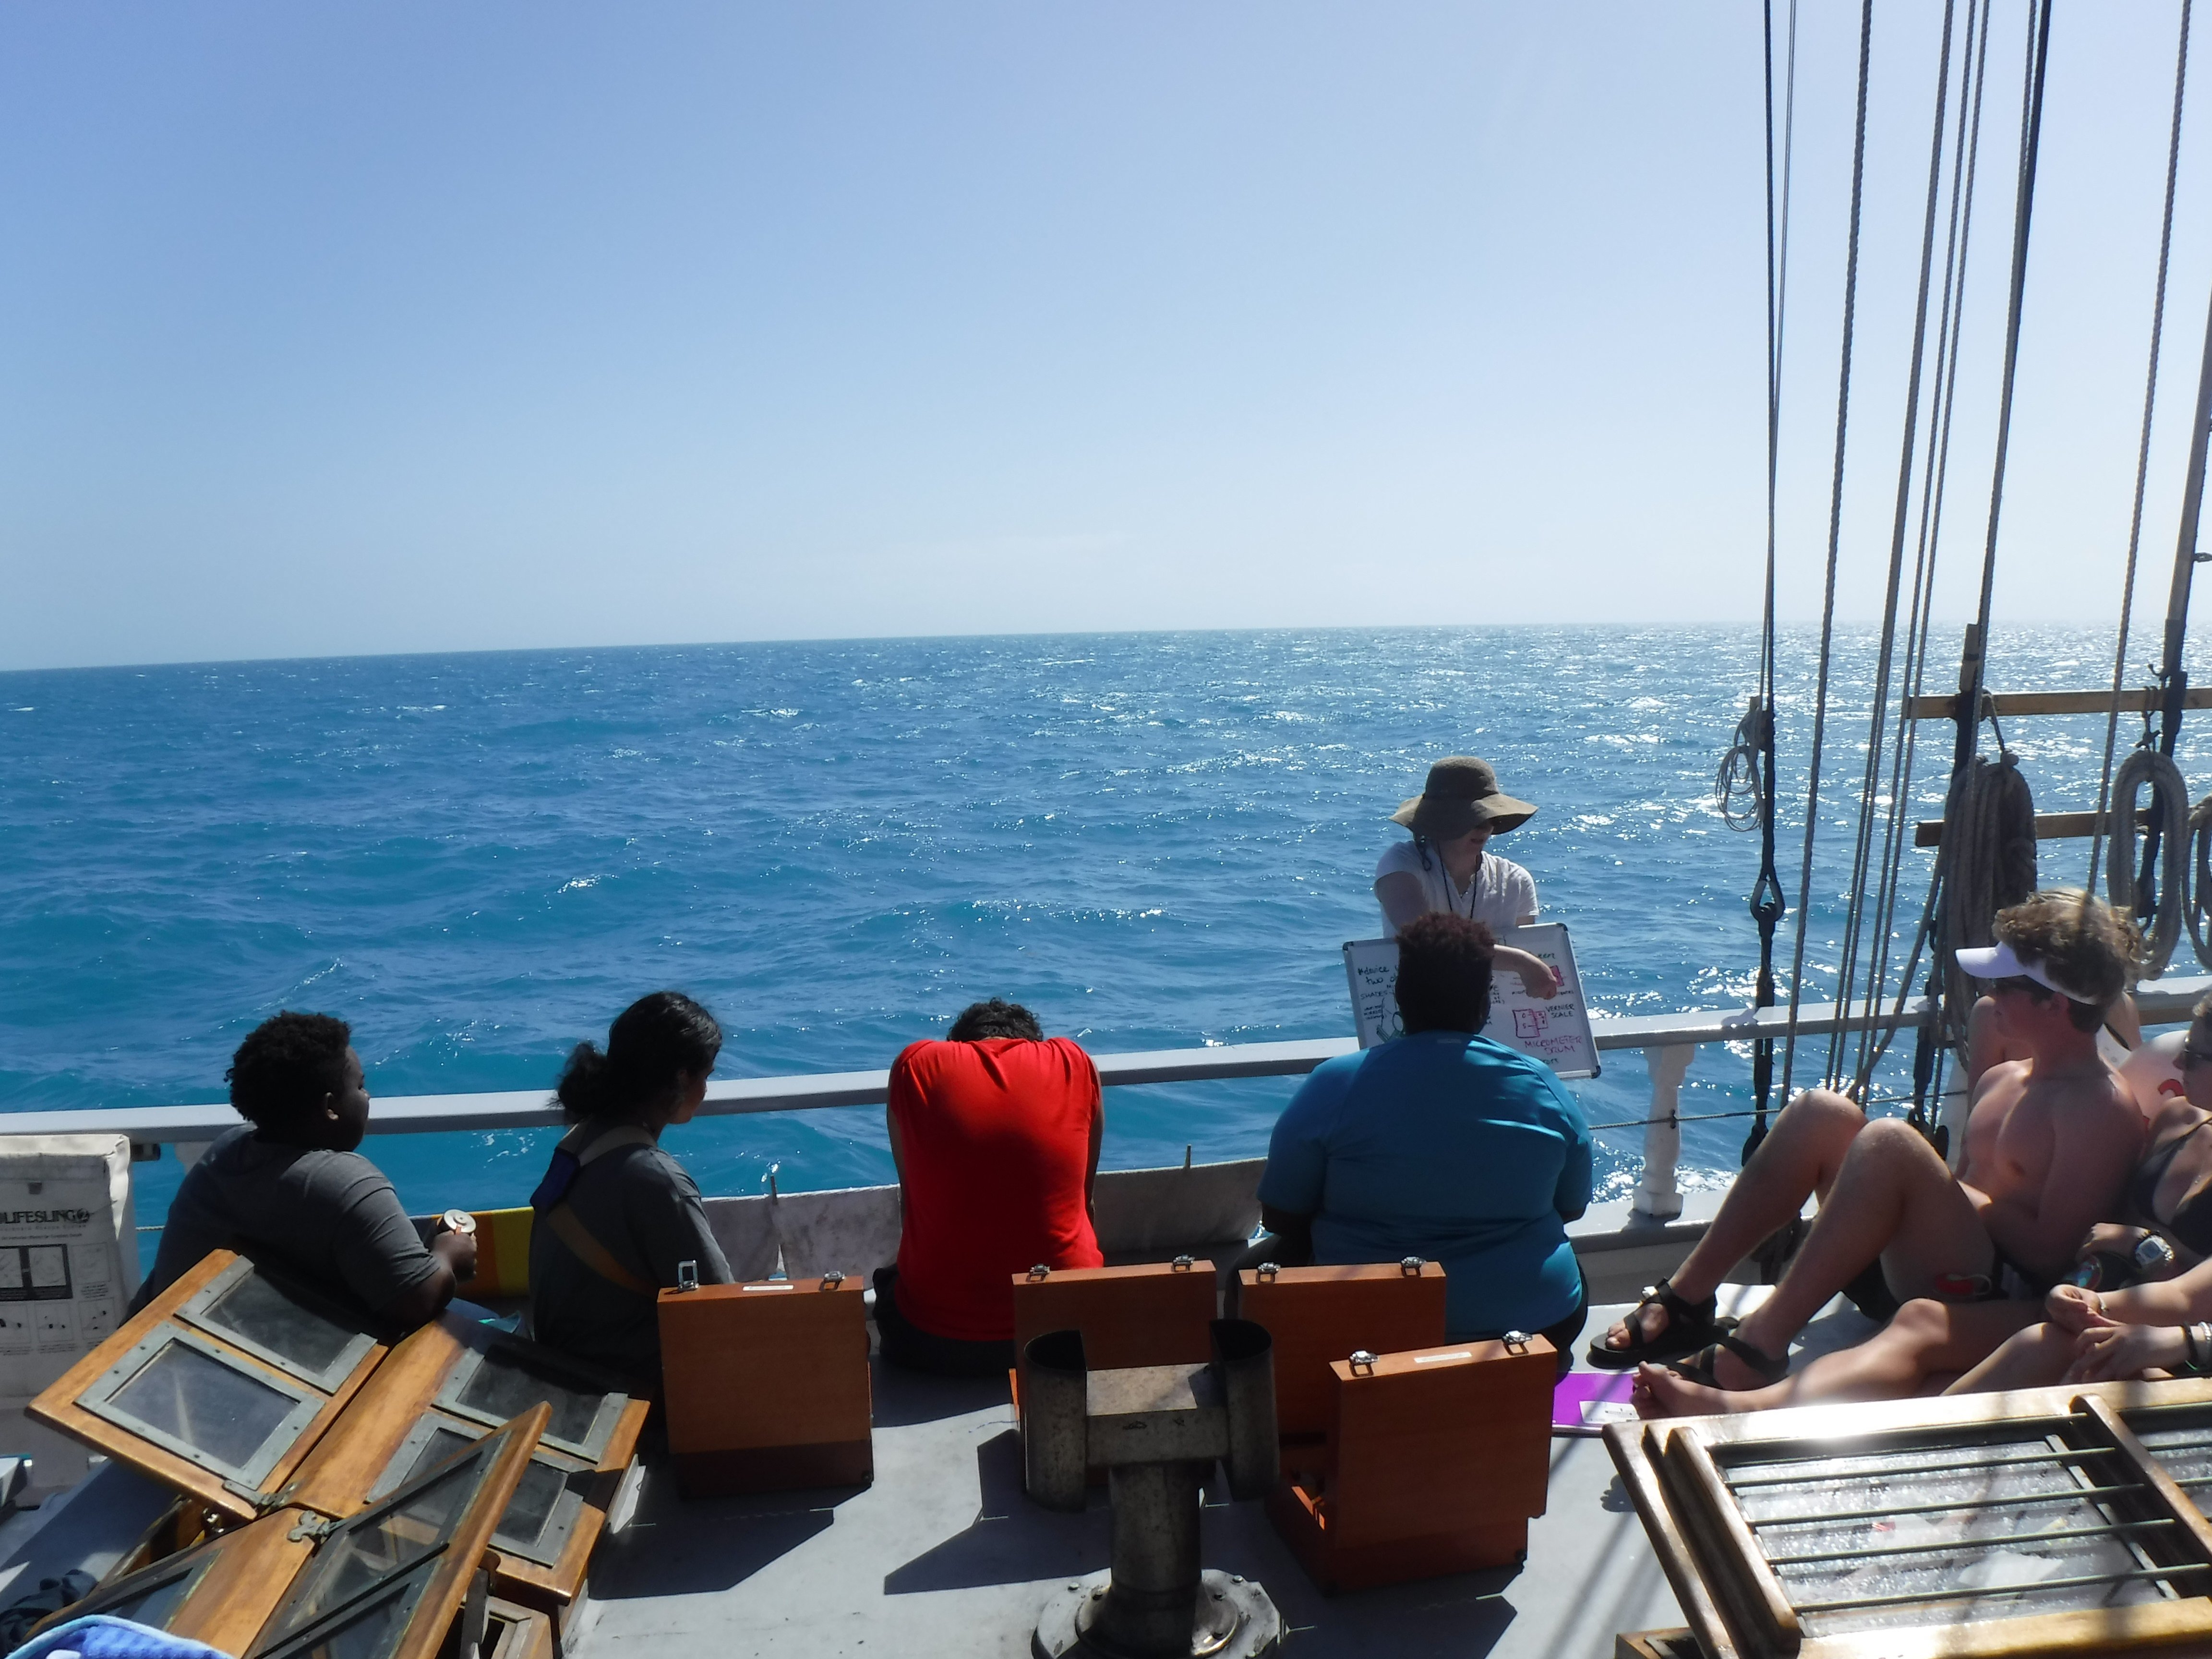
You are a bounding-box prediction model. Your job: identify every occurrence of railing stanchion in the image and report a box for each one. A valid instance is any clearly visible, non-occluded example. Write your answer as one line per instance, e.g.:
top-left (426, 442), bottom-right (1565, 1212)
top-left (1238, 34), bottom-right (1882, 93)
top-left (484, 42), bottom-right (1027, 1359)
top-left (1633, 1046), bottom-right (1692, 1221)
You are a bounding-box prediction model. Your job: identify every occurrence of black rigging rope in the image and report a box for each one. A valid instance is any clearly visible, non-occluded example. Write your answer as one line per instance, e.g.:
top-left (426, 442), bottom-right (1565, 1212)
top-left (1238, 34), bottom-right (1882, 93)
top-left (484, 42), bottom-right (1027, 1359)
top-left (2087, 0), bottom-right (2192, 910)
top-left (1895, 0), bottom-right (1997, 1126)
top-left (1735, 0), bottom-right (1799, 1163)
top-left (1835, 0), bottom-right (1961, 1094)
top-left (1960, 0), bottom-right (2054, 730)
top-left (1918, 0), bottom-right (2052, 1075)
top-left (1778, 0), bottom-right (1875, 1107)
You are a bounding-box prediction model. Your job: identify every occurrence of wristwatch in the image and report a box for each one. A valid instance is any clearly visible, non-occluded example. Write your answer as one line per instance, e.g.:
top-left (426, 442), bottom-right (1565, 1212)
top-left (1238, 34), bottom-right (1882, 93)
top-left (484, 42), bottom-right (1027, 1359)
top-left (438, 1208), bottom-right (477, 1238)
top-left (2135, 1232), bottom-right (2177, 1275)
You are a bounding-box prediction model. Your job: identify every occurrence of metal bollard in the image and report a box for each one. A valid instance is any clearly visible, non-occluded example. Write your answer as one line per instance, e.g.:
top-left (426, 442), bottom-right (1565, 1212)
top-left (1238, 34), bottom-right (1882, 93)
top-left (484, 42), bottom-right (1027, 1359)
top-left (1211, 1318), bottom-right (1277, 1502)
top-left (1027, 1316), bottom-right (1280, 1657)
top-left (1022, 1329), bottom-right (1089, 1514)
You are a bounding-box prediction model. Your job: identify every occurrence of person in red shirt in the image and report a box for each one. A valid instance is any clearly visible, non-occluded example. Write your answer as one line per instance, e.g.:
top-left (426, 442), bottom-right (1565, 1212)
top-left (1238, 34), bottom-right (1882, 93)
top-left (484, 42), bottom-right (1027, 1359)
top-left (874, 998), bottom-right (1106, 1375)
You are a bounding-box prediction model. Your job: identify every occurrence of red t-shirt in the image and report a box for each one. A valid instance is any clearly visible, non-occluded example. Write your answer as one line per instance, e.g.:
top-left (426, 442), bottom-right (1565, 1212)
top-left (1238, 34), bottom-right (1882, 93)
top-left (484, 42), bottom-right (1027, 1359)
top-left (889, 1036), bottom-right (1105, 1342)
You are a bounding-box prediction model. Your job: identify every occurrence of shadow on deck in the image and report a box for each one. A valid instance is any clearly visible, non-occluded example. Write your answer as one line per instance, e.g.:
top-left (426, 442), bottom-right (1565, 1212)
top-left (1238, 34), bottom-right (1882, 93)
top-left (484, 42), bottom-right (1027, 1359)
top-left (577, 1340), bottom-right (1688, 1659)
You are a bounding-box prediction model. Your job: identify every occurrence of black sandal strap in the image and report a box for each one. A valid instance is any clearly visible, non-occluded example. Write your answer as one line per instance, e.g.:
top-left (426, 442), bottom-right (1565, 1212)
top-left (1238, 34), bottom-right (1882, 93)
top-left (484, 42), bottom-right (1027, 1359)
top-left (1667, 1333), bottom-right (1789, 1389)
top-left (1644, 1276), bottom-right (1717, 1328)
top-left (1586, 1277), bottom-right (1729, 1370)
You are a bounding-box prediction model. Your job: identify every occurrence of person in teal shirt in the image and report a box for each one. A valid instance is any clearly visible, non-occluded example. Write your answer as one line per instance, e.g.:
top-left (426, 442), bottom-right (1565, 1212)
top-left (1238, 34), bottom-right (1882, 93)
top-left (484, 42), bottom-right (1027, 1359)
top-left (1256, 911), bottom-right (1592, 1370)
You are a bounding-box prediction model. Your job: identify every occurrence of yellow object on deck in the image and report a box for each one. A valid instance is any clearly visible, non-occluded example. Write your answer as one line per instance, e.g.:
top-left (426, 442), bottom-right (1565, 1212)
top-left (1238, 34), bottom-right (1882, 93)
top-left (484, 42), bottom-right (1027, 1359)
top-left (455, 1206), bottom-right (534, 1301)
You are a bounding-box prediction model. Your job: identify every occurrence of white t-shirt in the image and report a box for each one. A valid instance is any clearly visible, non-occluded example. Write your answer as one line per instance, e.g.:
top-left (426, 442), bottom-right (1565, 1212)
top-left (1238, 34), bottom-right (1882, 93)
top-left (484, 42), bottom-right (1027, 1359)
top-left (1373, 840), bottom-right (1539, 935)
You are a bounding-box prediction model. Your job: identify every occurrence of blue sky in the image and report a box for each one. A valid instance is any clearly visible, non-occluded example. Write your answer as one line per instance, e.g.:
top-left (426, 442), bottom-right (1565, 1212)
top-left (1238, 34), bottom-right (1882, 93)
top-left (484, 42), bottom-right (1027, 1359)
top-left (4, 2), bottom-right (2212, 669)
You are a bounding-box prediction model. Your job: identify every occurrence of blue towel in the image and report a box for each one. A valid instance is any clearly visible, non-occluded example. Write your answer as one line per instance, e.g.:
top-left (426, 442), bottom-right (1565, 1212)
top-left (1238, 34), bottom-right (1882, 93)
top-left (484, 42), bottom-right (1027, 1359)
top-left (7, 1614), bottom-right (233, 1659)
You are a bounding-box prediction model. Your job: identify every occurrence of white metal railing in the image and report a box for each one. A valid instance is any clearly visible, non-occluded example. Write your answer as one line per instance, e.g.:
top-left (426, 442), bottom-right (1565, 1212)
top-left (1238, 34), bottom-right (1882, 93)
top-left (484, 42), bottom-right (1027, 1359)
top-left (13, 976), bottom-right (2208, 1223)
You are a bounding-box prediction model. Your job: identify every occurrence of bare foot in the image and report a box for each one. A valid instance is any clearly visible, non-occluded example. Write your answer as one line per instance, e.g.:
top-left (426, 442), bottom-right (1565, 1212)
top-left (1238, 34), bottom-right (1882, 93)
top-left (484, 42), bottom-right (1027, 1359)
top-left (1634, 1362), bottom-right (1754, 1419)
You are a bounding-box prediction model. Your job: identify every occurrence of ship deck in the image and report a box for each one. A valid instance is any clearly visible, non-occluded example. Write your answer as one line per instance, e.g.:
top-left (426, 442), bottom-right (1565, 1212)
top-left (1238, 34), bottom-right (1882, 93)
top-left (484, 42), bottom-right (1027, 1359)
top-left (0, 1197), bottom-right (1900, 1659)
top-left (572, 1285), bottom-right (1875, 1659)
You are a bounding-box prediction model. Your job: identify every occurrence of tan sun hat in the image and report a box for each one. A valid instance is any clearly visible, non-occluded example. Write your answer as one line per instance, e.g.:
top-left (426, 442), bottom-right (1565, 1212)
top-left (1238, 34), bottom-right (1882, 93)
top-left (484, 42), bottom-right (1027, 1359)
top-left (1390, 757), bottom-right (1537, 839)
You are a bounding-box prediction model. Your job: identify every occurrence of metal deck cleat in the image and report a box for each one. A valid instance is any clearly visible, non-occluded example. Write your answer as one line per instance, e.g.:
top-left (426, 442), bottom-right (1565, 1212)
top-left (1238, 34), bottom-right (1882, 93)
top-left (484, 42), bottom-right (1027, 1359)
top-left (1023, 1319), bottom-right (1281, 1658)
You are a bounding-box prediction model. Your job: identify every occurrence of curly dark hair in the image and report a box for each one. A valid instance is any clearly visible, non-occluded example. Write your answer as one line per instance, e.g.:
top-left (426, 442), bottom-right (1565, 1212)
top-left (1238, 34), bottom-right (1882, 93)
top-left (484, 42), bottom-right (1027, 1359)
top-left (1395, 913), bottom-right (1496, 1035)
top-left (1993, 889), bottom-right (2143, 1031)
top-left (228, 1011), bottom-right (353, 1130)
top-left (948, 998), bottom-right (1044, 1042)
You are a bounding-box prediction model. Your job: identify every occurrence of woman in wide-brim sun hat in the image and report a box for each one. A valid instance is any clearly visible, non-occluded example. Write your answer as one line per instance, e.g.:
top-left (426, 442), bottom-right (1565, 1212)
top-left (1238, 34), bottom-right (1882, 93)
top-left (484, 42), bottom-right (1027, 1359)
top-left (1374, 756), bottom-right (1557, 998)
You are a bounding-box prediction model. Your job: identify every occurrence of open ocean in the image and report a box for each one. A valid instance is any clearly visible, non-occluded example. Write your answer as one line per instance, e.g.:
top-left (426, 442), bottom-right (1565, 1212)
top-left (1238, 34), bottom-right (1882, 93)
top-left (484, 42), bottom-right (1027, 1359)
top-left (8, 624), bottom-right (2212, 1260)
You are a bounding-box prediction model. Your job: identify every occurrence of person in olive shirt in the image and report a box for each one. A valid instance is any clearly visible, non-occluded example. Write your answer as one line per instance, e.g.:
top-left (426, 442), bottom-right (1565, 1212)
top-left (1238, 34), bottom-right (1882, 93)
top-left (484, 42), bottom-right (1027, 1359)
top-left (527, 991), bottom-right (733, 1380)
top-left (133, 1011), bottom-right (475, 1327)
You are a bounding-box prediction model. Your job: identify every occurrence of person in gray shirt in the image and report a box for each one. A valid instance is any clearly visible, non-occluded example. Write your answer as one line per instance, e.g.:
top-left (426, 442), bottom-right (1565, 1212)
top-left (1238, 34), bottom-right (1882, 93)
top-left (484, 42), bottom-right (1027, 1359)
top-left (527, 991), bottom-right (733, 1380)
top-left (133, 1012), bottom-right (476, 1326)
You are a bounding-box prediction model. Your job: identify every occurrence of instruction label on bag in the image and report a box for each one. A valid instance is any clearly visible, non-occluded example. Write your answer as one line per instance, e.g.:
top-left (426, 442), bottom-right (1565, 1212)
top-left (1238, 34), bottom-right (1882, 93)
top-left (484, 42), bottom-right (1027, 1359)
top-left (0, 1136), bottom-right (138, 1391)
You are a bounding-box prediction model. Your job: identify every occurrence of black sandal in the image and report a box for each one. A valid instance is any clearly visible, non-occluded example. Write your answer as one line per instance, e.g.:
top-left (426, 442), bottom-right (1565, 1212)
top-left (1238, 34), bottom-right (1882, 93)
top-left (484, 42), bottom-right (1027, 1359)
top-left (1665, 1333), bottom-right (1790, 1390)
top-left (1585, 1278), bottom-right (1733, 1371)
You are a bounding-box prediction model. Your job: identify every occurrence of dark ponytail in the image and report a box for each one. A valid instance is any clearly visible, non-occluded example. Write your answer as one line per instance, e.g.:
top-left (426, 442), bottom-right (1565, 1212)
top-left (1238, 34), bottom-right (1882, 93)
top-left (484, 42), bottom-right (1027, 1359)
top-left (556, 991), bottom-right (722, 1126)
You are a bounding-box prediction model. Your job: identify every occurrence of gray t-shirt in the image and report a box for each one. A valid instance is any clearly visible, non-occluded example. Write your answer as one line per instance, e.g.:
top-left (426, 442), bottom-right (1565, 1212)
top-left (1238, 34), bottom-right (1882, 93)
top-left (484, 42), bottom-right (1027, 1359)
top-left (527, 1140), bottom-right (733, 1379)
top-left (132, 1124), bottom-right (440, 1317)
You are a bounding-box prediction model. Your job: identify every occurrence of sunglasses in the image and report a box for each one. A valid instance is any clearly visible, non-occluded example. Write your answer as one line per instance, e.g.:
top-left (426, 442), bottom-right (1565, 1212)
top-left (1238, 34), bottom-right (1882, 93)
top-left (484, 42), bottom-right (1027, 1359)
top-left (1992, 974), bottom-right (2055, 1001)
top-left (2180, 1044), bottom-right (2212, 1071)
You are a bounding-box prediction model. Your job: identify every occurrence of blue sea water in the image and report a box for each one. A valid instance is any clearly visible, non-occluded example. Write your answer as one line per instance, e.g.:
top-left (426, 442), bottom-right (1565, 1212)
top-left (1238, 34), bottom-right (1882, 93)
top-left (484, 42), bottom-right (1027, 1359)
top-left (6, 624), bottom-right (2212, 1261)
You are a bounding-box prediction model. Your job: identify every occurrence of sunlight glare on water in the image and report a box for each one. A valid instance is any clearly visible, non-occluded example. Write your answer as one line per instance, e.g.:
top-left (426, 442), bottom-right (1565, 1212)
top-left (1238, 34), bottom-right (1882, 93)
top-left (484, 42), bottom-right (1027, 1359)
top-left (5, 624), bottom-right (2208, 1236)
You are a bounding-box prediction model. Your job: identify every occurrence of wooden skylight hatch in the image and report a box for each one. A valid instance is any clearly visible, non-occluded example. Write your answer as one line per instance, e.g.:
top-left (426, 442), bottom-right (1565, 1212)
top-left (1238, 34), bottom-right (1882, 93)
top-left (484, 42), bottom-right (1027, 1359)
top-left (29, 1246), bottom-right (648, 1642)
top-left (1611, 1380), bottom-right (2212, 1659)
top-left (30, 1250), bottom-right (388, 1519)
top-left (363, 1410), bottom-right (591, 1570)
top-left (433, 1335), bottom-right (631, 1464)
top-left (56, 1403), bottom-right (548, 1659)
top-left (174, 1255), bottom-right (382, 1392)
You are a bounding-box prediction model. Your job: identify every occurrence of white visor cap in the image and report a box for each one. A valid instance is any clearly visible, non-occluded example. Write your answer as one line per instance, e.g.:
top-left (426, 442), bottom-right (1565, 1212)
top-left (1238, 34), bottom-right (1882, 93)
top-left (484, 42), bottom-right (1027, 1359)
top-left (1954, 939), bottom-right (2097, 1005)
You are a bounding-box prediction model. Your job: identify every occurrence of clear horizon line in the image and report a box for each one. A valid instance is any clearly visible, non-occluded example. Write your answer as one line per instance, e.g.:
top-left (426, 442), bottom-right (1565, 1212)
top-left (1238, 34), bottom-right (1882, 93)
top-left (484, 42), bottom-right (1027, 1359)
top-left (0, 613), bottom-right (2149, 679)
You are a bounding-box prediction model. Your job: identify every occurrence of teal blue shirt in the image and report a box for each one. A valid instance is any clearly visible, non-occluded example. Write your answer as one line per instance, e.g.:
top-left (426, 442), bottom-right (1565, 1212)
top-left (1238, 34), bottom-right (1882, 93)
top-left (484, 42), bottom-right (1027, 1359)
top-left (1257, 1030), bottom-right (1593, 1338)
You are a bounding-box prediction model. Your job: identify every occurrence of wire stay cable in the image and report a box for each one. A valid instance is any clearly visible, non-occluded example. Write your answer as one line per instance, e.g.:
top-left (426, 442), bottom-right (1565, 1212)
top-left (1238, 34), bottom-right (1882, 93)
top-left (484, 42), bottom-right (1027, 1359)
top-left (1779, 0), bottom-right (1877, 1104)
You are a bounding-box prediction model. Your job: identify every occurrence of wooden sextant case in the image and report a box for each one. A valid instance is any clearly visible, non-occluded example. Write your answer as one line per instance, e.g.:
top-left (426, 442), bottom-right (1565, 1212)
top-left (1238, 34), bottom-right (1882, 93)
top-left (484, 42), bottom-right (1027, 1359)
top-left (1236, 1260), bottom-right (1448, 1461)
top-left (1008, 1258), bottom-right (1218, 1469)
top-left (659, 1274), bottom-right (873, 1496)
top-left (1010, 1257), bottom-right (1220, 1369)
top-left (1267, 1334), bottom-right (1555, 1594)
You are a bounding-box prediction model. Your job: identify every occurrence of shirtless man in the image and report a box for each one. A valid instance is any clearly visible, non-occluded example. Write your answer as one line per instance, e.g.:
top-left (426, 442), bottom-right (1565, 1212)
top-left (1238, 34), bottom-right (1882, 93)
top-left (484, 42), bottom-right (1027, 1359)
top-left (1589, 889), bottom-right (2145, 1393)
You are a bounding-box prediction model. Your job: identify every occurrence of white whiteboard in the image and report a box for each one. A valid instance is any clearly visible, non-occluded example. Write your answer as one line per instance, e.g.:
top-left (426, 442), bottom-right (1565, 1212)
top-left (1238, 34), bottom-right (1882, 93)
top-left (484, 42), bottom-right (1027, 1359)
top-left (1342, 922), bottom-right (1599, 1080)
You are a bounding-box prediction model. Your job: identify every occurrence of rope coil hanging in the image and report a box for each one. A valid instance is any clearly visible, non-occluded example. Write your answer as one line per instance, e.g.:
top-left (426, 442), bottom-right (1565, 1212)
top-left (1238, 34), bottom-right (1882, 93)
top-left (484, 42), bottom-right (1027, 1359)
top-left (1938, 751), bottom-right (2037, 1042)
top-left (2189, 794), bottom-right (2212, 968)
top-left (2106, 747), bottom-right (2191, 976)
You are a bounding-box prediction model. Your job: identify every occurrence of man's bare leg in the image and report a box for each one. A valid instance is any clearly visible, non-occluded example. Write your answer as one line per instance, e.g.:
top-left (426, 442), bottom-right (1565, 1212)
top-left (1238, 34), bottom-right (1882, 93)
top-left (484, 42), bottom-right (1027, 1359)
top-left (1636, 1299), bottom-right (2037, 1418)
top-left (1704, 1120), bottom-right (1995, 1388)
top-left (1597, 1088), bottom-right (1866, 1356)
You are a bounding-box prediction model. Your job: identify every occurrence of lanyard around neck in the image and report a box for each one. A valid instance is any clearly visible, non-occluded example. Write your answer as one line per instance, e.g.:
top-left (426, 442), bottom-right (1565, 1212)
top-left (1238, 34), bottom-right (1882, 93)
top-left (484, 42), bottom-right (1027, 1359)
top-left (1444, 855), bottom-right (1481, 918)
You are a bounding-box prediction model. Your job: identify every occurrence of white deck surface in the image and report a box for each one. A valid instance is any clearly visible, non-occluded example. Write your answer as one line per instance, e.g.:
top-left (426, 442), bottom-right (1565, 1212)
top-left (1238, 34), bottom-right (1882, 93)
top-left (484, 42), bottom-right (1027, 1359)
top-left (577, 1286), bottom-right (1878, 1659)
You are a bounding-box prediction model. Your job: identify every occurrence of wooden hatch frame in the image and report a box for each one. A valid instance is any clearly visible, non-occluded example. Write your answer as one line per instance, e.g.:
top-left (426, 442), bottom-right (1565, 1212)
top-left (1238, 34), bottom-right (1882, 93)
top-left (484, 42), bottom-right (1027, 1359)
top-left (276, 1309), bottom-right (647, 1616)
top-left (52, 1505), bottom-right (320, 1655)
top-left (1607, 1376), bottom-right (2212, 1659)
top-left (27, 1250), bottom-right (389, 1523)
top-left (245, 1402), bottom-right (548, 1659)
top-left (52, 1404), bottom-right (548, 1659)
top-left (33, 1251), bottom-right (644, 1622)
